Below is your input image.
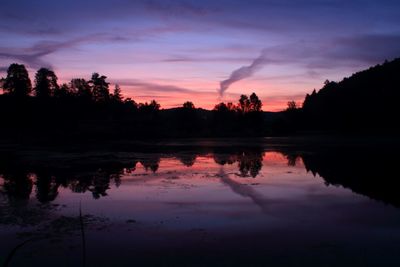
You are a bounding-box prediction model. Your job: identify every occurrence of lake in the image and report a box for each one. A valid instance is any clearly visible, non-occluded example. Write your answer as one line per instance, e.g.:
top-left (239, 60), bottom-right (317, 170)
top-left (1, 139), bottom-right (400, 266)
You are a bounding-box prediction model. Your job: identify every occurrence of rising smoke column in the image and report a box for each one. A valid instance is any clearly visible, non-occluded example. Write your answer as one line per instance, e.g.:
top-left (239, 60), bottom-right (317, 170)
top-left (219, 49), bottom-right (267, 97)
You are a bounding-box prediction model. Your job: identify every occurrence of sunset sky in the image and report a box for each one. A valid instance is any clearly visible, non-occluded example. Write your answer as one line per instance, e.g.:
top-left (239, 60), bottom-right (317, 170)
top-left (1, 0), bottom-right (400, 110)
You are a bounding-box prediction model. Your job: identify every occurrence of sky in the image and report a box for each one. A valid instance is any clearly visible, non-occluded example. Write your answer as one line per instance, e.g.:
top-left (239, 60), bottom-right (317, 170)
top-left (1, 0), bottom-right (400, 111)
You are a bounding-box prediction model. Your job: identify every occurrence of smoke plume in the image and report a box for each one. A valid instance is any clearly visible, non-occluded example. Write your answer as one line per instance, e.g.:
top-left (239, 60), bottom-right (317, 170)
top-left (219, 50), bottom-right (267, 96)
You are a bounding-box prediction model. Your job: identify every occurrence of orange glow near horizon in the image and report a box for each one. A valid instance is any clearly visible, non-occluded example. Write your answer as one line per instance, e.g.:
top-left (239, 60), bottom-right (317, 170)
top-left (44, 74), bottom-right (307, 111)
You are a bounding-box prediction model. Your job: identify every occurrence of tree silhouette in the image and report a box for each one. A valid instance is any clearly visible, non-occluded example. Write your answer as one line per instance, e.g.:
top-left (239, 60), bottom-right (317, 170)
top-left (139, 100), bottom-right (160, 112)
top-left (183, 101), bottom-right (195, 109)
top-left (1, 63), bottom-right (32, 97)
top-left (212, 93), bottom-right (264, 136)
top-left (89, 73), bottom-right (110, 102)
top-left (71, 78), bottom-right (92, 100)
top-left (112, 84), bottom-right (123, 102)
top-left (249, 93), bottom-right (262, 112)
top-left (54, 83), bottom-right (71, 98)
top-left (214, 102), bottom-right (229, 112)
top-left (124, 98), bottom-right (138, 110)
top-left (238, 94), bottom-right (250, 113)
top-left (214, 102), bottom-right (237, 112)
top-left (286, 101), bottom-right (298, 111)
top-left (237, 93), bottom-right (263, 113)
top-left (34, 68), bottom-right (59, 98)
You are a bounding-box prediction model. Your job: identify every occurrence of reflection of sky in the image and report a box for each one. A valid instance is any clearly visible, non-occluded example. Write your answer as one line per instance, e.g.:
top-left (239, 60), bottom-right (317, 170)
top-left (1, 1), bottom-right (400, 110)
top-left (2, 151), bottom-right (400, 266)
top-left (51, 152), bottom-right (375, 230)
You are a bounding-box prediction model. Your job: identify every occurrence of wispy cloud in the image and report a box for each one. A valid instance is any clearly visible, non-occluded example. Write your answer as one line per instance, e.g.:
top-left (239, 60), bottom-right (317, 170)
top-left (112, 79), bottom-right (201, 94)
top-left (162, 56), bottom-right (255, 63)
top-left (0, 33), bottom-right (130, 69)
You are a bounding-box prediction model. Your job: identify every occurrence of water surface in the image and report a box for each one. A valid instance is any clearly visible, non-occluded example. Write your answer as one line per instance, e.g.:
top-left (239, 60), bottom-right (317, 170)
top-left (1, 141), bottom-right (400, 266)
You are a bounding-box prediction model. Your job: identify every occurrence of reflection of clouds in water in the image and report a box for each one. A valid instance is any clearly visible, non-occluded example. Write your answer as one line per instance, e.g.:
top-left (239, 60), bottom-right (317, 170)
top-left (217, 168), bottom-right (269, 214)
top-left (0, 150), bottom-right (289, 203)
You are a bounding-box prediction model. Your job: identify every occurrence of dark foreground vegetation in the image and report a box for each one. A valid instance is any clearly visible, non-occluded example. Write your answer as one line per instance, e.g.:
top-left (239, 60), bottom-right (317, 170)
top-left (1, 57), bottom-right (400, 142)
top-left (0, 64), bottom-right (266, 141)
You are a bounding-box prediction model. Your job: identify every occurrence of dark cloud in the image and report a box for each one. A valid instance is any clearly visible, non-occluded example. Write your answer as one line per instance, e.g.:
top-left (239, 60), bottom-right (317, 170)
top-left (0, 41), bottom-right (74, 69)
top-left (0, 52), bottom-right (50, 70)
top-left (259, 34), bottom-right (400, 71)
top-left (329, 34), bottom-right (400, 63)
top-left (114, 79), bottom-right (197, 94)
top-left (164, 33), bottom-right (400, 70)
top-left (0, 0), bottom-right (213, 37)
top-left (0, 33), bottom-right (131, 69)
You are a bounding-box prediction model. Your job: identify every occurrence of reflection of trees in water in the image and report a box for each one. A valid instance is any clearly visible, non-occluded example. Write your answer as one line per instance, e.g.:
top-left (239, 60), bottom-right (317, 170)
top-left (2, 146), bottom-right (399, 210)
top-left (0, 174), bottom-right (53, 227)
top-left (90, 170), bottom-right (111, 199)
top-left (125, 160), bottom-right (139, 174)
top-left (35, 172), bottom-right (59, 203)
top-left (176, 153), bottom-right (197, 167)
top-left (0, 149), bottom-right (269, 203)
top-left (237, 152), bottom-right (263, 178)
top-left (140, 157), bottom-right (160, 172)
top-left (67, 166), bottom-right (130, 199)
top-left (301, 148), bottom-right (400, 207)
top-left (213, 149), bottom-right (265, 178)
top-left (0, 156), bottom-right (162, 202)
top-left (285, 154), bottom-right (301, 166)
top-left (2, 172), bottom-right (33, 201)
top-left (213, 153), bottom-right (237, 165)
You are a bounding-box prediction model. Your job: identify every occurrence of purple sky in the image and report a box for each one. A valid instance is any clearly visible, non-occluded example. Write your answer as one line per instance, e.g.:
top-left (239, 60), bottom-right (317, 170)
top-left (1, 0), bottom-right (400, 110)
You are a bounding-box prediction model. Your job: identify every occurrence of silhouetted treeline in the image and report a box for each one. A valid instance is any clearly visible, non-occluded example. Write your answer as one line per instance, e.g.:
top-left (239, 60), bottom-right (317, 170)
top-left (0, 63), bottom-right (266, 141)
top-left (3, 58), bottom-right (399, 139)
top-left (300, 58), bottom-right (400, 133)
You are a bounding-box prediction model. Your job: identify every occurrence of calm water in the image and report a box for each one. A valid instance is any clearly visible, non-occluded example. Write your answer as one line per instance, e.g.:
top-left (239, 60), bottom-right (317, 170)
top-left (1, 141), bottom-right (400, 266)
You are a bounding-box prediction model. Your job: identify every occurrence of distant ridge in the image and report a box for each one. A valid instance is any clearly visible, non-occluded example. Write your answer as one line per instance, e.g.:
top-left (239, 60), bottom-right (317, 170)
top-left (301, 58), bottom-right (400, 132)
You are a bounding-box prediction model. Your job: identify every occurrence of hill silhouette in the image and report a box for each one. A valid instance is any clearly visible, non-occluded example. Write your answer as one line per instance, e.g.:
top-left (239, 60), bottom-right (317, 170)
top-left (300, 58), bottom-right (400, 133)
